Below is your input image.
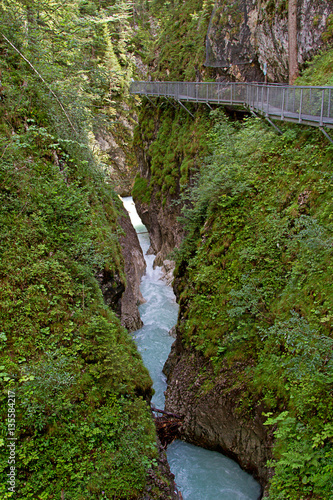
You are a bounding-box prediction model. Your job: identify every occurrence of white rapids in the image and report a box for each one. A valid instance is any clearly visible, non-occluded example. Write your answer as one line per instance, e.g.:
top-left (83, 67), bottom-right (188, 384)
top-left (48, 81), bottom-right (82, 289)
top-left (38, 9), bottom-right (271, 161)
top-left (122, 197), bottom-right (261, 500)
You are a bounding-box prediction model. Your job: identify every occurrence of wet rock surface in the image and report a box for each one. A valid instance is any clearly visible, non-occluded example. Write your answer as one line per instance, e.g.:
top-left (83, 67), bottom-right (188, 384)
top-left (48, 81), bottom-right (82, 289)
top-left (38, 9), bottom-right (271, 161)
top-left (206, 0), bottom-right (333, 82)
top-left (95, 268), bottom-right (125, 316)
top-left (135, 194), bottom-right (183, 268)
top-left (118, 207), bottom-right (147, 332)
top-left (164, 340), bottom-right (274, 495)
top-left (160, 259), bottom-right (176, 286)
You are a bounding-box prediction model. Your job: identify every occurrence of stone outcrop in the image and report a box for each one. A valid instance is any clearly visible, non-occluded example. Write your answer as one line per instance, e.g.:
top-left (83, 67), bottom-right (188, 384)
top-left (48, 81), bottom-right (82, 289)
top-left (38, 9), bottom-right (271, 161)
top-left (94, 102), bottom-right (138, 196)
top-left (118, 207), bottom-right (146, 332)
top-left (206, 0), bottom-right (333, 82)
top-left (164, 339), bottom-right (274, 496)
top-left (95, 268), bottom-right (125, 316)
top-left (133, 108), bottom-right (185, 269)
top-left (129, 2), bottom-right (333, 496)
top-left (95, 127), bottom-right (134, 196)
top-left (95, 207), bottom-right (146, 332)
top-left (160, 259), bottom-right (176, 286)
top-left (135, 194), bottom-right (183, 268)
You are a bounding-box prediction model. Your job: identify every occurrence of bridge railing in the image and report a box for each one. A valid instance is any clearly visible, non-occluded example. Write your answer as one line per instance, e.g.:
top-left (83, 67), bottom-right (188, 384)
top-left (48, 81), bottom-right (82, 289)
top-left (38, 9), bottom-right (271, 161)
top-left (247, 84), bottom-right (333, 124)
top-left (130, 81), bottom-right (333, 127)
top-left (130, 81), bottom-right (249, 105)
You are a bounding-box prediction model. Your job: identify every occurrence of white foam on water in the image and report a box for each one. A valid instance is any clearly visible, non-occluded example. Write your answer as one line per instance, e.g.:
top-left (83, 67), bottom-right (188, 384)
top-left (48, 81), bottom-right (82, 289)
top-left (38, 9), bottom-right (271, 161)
top-left (122, 197), bottom-right (261, 500)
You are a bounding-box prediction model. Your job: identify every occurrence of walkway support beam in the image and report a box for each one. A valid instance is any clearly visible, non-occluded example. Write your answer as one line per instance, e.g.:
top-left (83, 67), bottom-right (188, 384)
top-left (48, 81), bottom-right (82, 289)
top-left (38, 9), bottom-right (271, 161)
top-left (145, 95), bottom-right (157, 108)
top-left (320, 127), bottom-right (333, 144)
top-left (177, 100), bottom-right (195, 118)
top-left (265, 116), bottom-right (283, 135)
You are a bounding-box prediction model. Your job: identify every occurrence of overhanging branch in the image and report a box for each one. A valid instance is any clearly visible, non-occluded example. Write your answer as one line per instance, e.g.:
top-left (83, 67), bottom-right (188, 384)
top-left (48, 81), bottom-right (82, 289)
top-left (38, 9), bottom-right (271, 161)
top-left (1, 33), bottom-right (77, 134)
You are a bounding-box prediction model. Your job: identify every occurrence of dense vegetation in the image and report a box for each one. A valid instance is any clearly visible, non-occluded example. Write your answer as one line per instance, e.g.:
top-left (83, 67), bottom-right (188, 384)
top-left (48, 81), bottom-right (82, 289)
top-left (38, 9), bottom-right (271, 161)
top-left (0, 1), bottom-right (174, 499)
top-left (1, 0), bottom-right (333, 497)
top-left (133, 43), bottom-right (333, 499)
top-left (132, 0), bottom-right (214, 81)
top-left (175, 113), bottom-right (333, 499)
top-left (133, 101), bottom-right (210, 206)
top-left (296, 47), bottom-right (333, 86)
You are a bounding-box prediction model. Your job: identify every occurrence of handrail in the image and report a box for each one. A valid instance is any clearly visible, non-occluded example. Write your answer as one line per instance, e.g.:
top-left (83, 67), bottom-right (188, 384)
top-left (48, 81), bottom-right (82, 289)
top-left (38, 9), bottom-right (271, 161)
top-left (130, 81), bottom-right (333, 130)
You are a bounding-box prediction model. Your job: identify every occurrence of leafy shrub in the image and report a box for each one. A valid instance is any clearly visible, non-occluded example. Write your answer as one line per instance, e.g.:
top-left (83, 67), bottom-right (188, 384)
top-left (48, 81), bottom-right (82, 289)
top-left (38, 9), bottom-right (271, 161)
top-left (172, 109), bottom-right (333, 499)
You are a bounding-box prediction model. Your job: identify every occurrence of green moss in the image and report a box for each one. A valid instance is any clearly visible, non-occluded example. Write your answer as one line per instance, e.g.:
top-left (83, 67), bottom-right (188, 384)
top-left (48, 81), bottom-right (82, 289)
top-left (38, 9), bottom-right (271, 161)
top-left (211, 0), bottom-right (243, 33)
top-left (296, 47), bottom-right (333, 86)
top-left (259, 0), bottom-right (287, 22)
top-left (138, 0), bottom-right (215, 81)
top-left (134, 102), bottom-right (211, 202)
top-left (132, 174), bottom-right (152, 204)
top-left (322, 14), bottom-right (333, 44)
top-left (0, 23), bottom-right (161, 500)
top-left (174, 110), bottom-right (333, 500)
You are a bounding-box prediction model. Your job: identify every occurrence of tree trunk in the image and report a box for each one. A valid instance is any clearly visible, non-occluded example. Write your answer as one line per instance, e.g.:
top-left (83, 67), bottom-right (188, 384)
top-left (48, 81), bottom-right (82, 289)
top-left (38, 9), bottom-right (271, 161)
top-left (288, 0), bottom-right (299, 85)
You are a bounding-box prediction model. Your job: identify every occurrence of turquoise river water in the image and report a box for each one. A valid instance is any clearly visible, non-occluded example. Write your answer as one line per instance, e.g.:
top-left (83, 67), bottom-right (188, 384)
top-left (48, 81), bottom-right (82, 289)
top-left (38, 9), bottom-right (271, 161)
top-left (122, 197), bottom-right (261, 500)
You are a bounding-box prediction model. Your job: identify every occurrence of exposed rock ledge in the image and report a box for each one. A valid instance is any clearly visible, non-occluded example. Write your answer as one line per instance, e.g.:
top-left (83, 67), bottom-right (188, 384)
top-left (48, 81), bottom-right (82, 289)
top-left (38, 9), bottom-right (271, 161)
top-left (206, 0), bottom-right (333, 83)
top-left (118, 207), bottom-right (146, 332)
top-left (118, 206), bottom-right (181, 499)
top-left (164, 338), bottom-right (274, 497)
top-left (134, 193), bottom-right (183, 268)
top-left (160, 259), bottom-right (176, 286)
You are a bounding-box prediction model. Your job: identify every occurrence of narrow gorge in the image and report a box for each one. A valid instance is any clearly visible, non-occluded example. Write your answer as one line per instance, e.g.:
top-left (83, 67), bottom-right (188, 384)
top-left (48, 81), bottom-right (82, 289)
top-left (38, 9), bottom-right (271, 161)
top-left (1, 1), bottom-right (333, 499)
top-left (123, 196), bottom-right (262, 499)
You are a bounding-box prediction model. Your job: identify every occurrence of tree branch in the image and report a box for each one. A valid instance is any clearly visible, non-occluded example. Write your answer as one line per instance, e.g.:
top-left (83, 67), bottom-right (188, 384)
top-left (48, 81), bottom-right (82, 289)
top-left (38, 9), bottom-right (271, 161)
top-left (151, 405), bottom-right (182, 419)
top-left (1, 32), bottom-right (77, 134)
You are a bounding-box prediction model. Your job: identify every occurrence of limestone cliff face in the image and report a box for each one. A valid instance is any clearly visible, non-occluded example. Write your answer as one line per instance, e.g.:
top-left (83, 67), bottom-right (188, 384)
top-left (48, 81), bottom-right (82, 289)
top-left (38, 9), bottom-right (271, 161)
top-left (118, 207), bottom-right (146, 332)
top-left (94, 103), bottom-right (138, 197)
top-left (95, 207), bottom-right (146, 332)
top-left (95, 267), bottom-right (125, 316)
top-left (206, 0), bottom-right (333, 82)
top-left (164, 339), bottom-right (273, 495)
top-left (133, 112), bottom-right (184, 268)
top-left (135, 192), bottom-right (183, 268)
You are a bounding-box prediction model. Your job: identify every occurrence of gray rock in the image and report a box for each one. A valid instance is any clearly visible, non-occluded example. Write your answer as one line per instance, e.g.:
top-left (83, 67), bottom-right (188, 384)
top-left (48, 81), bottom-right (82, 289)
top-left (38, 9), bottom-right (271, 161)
top-left (160, 260), bottom-right (176, 286)
top-left (118, 207), bottom-right (146, 332)
top-left (206, 0), bottom-right (333, 82)
top-left (163, 340), bottom-right (274, 494)
top-left (134, 193), bottom-right (183, 269)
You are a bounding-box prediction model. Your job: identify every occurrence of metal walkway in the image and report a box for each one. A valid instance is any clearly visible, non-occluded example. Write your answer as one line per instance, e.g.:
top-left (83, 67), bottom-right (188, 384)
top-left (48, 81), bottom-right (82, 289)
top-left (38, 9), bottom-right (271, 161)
top-left (130, 81), bottom-right (333, 131)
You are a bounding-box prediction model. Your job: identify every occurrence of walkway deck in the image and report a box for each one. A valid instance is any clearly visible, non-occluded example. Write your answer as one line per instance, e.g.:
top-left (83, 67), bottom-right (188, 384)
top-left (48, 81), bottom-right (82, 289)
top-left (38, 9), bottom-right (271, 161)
top-left (130, 81), bottom-right (333, 130)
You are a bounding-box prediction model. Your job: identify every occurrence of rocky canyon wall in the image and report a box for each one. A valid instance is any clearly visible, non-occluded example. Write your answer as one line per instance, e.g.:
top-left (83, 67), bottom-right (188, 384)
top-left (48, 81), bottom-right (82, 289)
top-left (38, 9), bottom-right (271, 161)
top-left (132, 104), bottom-right (273, 494)
top-left (134, 192), bottom-right (183, 268)
top-left (128, 3), bottom-right (333, 497)
top-left (206, 0), bottom-right (333, 82)
top-left (164, 339), bottom-right (273, 496)
top-left (118, 206), bottom-right (147, 332)
top-left (132, 104), bottom-right (191, 268)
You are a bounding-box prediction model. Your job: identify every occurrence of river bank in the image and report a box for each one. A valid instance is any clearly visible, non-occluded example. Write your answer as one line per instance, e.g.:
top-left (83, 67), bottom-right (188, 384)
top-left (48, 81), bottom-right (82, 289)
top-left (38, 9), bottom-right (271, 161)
top-left (122, 196), bottom-right (261, 500)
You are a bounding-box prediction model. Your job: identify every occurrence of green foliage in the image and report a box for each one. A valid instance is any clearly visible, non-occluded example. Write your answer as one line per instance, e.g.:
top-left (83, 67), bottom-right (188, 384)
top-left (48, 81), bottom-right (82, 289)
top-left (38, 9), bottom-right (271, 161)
top-left (132, 175), bottom-right (152, 204)
top-left (132, 0), bottom-right (215, 81)
top-left (259, 0), bottom-right (288, 20)
top-left (133, 101), bottom-right (210, 206)
top-left (322, 14), bottom-right (333, 44)
top-left (0, 122), bottom-right (156, 497)
top-left (172, 109), bottom-right (333, 499)
top-left (0, 0), bottom-right (141, 194)
top-left (296, 47), bottom-right (333, 86)
top-left (0, 2), bottom-right (167, 498)
top-left (211, 0), bottom-right (243, 35)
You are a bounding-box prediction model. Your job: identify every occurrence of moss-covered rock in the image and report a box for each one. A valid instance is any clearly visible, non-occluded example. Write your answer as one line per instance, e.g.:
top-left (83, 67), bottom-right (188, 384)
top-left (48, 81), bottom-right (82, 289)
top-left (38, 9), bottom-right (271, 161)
top-left (166, 112), bottom-right (333, 499)
top-left (0, 4), bottom-right (177, 497)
